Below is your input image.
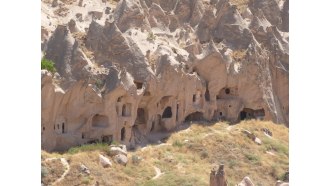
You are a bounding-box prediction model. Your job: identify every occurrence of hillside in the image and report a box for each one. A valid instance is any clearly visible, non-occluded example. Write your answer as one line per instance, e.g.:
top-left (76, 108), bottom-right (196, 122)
top-left (42, 120), bottom-right (289, 185)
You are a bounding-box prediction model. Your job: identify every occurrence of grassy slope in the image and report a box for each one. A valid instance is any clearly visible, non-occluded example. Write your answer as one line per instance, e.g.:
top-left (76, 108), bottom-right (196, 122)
top-left (42, 120), bottom-right (288, 186)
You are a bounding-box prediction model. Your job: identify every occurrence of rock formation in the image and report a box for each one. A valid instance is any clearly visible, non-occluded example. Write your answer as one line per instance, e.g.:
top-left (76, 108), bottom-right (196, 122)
top-left (41, 0), bottom-right (289, 151)
top-left (210, 164), bottom-right (227, 186)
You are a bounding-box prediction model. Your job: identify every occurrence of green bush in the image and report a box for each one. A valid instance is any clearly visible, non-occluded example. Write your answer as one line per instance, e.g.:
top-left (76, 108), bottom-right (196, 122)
top-left (245, 153), bottom-right (260, 164)
top-left (172, 140), bottom-right (183, 148)
top-left (67, 143), bottom-right (108, 154)
top-left (41, 57), bottom-right (56, 73)
top-left (147, 32), bottom-right (156, 41)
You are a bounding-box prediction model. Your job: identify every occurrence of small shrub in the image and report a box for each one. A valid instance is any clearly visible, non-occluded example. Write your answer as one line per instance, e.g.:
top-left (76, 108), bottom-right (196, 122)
top-left (147, 32), bottom-right (156, 41)
top-left (228, 159), bottom-right (237, 168)
top-left (111, 140), bottom-right (120, 146)
top-left (67, 143), bottom-right (108, 154)
top-left (263, 138), bottom-right (289, 156)
top-left (41, 57), bottom-right (56, 73)
top-left (245, 153), bottom-right (260, 163)
top-left (132, 154), bottom-right (142, 165)
top-left (200, 150), bottom-right (209, 159)
top-left (172, 140), bottom-right (183, 148)
top-left (93, 78), bottom-right (105, 89)
top-left (270, 164), bottom-right (282, 179)
top-left (81, 176), bottom-right (90, 185)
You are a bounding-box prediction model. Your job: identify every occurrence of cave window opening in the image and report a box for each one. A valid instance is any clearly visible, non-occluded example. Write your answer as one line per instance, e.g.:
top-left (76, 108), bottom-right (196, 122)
top-left (205, 88), bottom-right (210, 101)
top-left (176, 104), bottom-right (179, 121)
top-left (117, 96), bottom-right (123, 102)
top-left (151, 121), bottom-right (155, 132)
top-left (62, 123), bottom-right (65, 133)
top-left (43, 126), bottom-right (45, 131)
top-left (185, 112), bottom-right (204, 122)
top-left (240, 111), bottom-right (247, 120)
top-left (162, 107), bottom-right (172, 118)
top-left (102, 135), bottom-right (113, 143)
top-left (193, 95), bottom-right (196, 102)
top-left (54, 125), bottom-right (55, 130)
top-left (219, 112), bottom-right (223, 116)
top-left (225, 88), bottom-right (230, 94)
top-left (134, 81), bottom-right (143, 89)
top-left (122, 103), bottom-right (132, 117)
top-left (82, 133), bottom-right (85, 139)
top-left (229, 105), bottom-right (232, 108)
top-left (136, 108), bottom-right (146, 124)
top-left (121, 127), bottom-right (126, 141)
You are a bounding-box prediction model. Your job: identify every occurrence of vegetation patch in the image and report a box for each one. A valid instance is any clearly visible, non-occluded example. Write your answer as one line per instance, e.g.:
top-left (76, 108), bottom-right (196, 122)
top-left (41, 57), bottom-right (56, 73)
top-left (67, 143), bottom-right (108, 154)
top-left (41, 159), bottom-right (65, 185)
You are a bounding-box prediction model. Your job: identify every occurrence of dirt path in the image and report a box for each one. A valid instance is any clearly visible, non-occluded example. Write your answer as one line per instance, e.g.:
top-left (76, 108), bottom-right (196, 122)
top-left (44, 158), bottom-right (70, 185)
top-left (151, 166), bottom-right (164, 180)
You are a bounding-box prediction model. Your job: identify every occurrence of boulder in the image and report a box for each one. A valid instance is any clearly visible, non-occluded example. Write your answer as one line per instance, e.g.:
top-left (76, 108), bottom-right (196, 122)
top-left (114, 154), bottom-right (128, 166)
top-left (210, 164), bottom-right (227, 186)
top-left (254, 137), bottom-right (262, 145)
top-left (275, 181), bottom-right (289, 186)
top-left (238, 176), bottom-right (254, 186)
top-left (99, 154), bottom-right (112, 168)
top-left (109, 145), bottom-right (127, 156)
top-left (80, 164), bottom-right (90, 175)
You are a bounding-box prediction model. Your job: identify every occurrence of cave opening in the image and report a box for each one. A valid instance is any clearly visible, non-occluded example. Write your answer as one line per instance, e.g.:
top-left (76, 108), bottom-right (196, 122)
top-left (136, 108), bottom-right (146, 124)
top-left (121, 127), bottom-right (126, 141)
top-left (162, 107), bottom-right (172, 118)
top-left (134, 81), bottom-right (143, 89)
top-left (184, 112), bottom-right (204, 122)
top-left (205, 88), bottom-right (210, 101)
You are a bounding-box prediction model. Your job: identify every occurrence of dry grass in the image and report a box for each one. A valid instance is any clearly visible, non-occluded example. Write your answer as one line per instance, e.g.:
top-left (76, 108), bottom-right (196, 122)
top-left (42, 159), bottom-right (65, 185)
top-left (231, 49), bottom-right (247, 61)
top-left (42, 120), bottom-right (288, 185)
top-left (229, 0), bottom-right (250, 13)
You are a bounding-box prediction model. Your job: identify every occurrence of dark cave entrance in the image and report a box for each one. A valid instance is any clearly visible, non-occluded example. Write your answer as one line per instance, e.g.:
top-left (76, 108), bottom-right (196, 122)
top-left (102, 135), bottom-right (113, 144)
top-left (136, 108), bottom-right (146, 124)
top-left (121, 127), bottom-right (126, 141)
top-left (185, 112), bottom-right (204, 122)
top-left (162, 107), bottom-right (172, 118)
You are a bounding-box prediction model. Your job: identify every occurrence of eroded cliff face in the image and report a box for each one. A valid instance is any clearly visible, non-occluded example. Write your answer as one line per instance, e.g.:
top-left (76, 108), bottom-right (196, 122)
top-left (41, 0), bottom-right (289, 151)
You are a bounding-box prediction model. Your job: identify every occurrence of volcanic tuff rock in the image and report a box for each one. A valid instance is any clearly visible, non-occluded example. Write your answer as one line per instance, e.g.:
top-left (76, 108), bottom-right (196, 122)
top-left (41, 0), bottom-right (289, 151)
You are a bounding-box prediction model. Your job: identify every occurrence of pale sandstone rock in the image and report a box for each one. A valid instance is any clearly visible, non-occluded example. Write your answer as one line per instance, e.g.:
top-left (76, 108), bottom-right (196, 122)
top-left (41, 0), bottom-right (289, 152)
top-left (238, 176), bottom-right (254, 186)
top-left (99, 154), bottom-right (112, 168)
top-left (275, 181), bottom-right (289, 186)
top-left (109, 146), bottom-right (127, 156)
top-left (114, 154), bottom-right (128, 166)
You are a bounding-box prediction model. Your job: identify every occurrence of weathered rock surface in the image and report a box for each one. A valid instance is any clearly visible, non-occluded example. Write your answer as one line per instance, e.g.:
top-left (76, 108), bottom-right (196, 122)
top-left (114, 154), bottom-right (128, 166)
top-left (238, 176), bottom-right (254, 186)
top-left (41, 0), bottom-right (289, 151)
top-left (275, 181), bottom-right (289, 186)
top-left (109, 145), bottom-right (128, 156)
top-left (210, 164), bottom-right (227, 186)
top-left (99, 154), bottom-right (112, 168)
